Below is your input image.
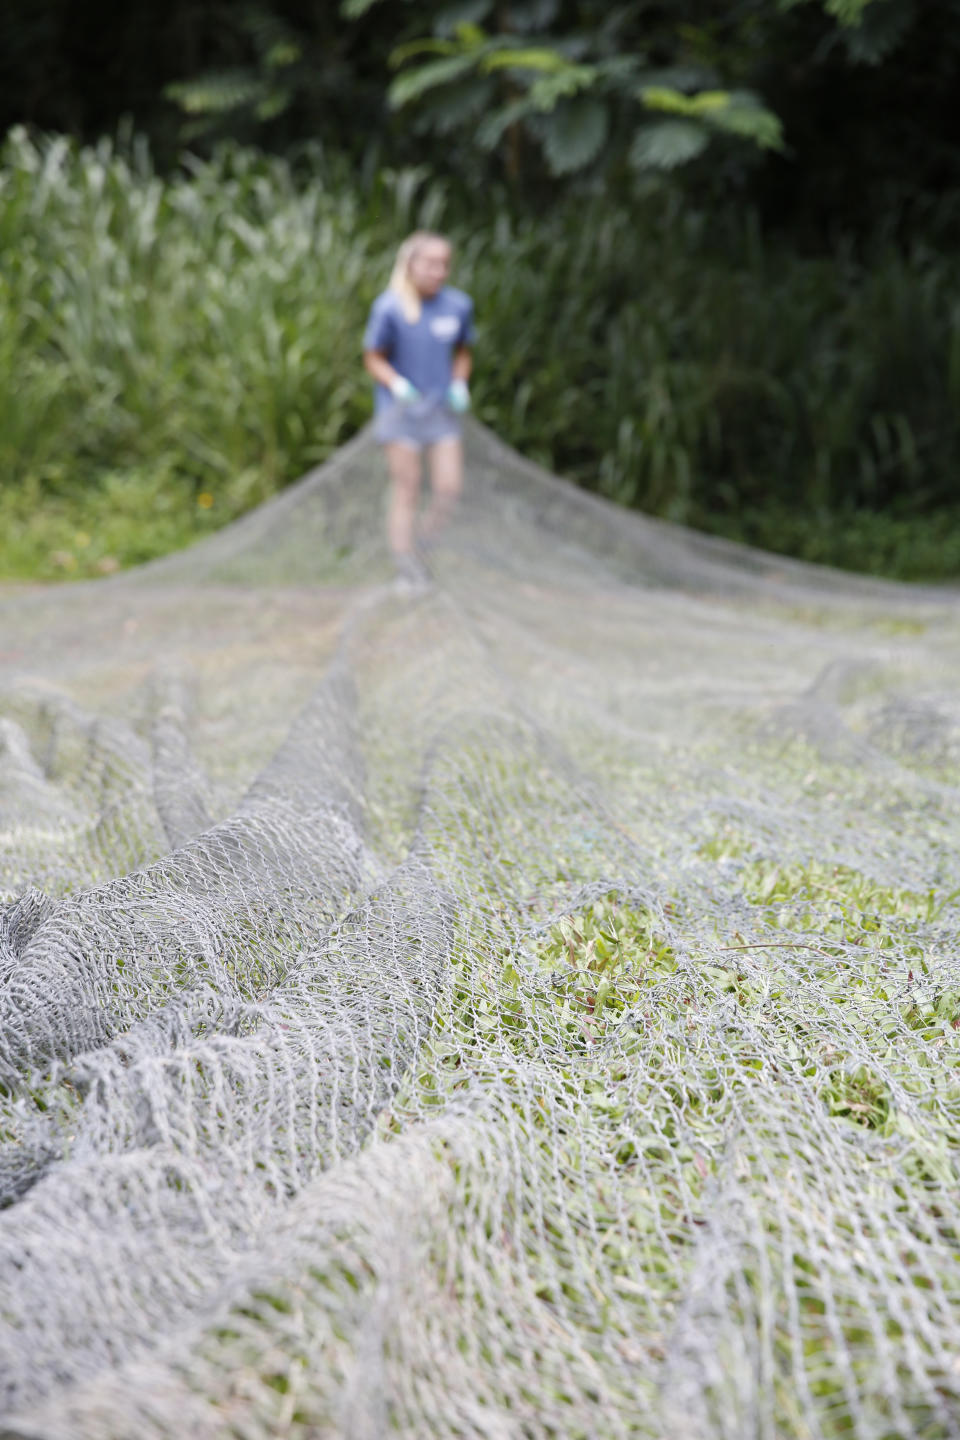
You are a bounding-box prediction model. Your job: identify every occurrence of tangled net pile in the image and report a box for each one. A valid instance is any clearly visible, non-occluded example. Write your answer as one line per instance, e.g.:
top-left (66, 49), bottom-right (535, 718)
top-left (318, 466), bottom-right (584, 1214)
top-left (2, 421), bottom-right (960, 1439)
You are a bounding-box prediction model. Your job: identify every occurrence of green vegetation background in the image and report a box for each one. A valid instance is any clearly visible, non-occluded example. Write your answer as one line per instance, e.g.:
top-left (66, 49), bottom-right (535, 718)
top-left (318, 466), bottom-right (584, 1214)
top-left (2, 1), bottom-right (960, 581)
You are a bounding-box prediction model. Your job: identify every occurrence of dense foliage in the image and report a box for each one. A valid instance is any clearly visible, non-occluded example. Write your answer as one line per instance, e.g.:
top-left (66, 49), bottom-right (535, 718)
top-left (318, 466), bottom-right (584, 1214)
top-left (3, 131), bottom-right (959, 582)
top-left (2, 2), bottom-right (960, 578)
top-left (3, 1), bottom-right (960, 235)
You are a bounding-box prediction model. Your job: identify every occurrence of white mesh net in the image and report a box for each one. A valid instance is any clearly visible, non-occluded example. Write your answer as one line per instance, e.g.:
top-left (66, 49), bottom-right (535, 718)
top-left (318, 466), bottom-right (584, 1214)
top-left (2, 421), bottom-right (960, 1438)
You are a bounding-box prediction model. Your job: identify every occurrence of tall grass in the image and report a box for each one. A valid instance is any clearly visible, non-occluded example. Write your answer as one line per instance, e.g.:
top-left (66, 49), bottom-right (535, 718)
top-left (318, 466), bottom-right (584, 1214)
top-left (467, 204), bottom-right (960, 537)
top-left (0, 130), bottom-right (397, 576)
top-left (3, 128), bottom-right (960, 580)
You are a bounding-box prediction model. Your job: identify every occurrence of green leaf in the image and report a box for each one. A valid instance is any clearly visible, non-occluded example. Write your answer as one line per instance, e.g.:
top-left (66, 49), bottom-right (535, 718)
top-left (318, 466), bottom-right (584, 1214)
top-left (640, 85), bottom-right (722, 116)
top-left (508, 0), bottom-right (561, 29)
top-left (265, 41), bottom-right (301, 71)
top-left (254, 89), bottom-right (292, 121)
top-left (639, 86), bottom-right (783, 152)
top-left (416, 76), bottom-right (497, 135)
top-left (164, 72), bottom-right (266, 116)
top-left (341, 0), bottom-right (384, 16)
top-left (453, 22), bottom-right (489, 47)
top-left (781, 0), bottom-right (876, 22)
top-left (433, 0), bottom-right (494, 35)
top-left (628, 65), bottom-right (717, 98)
top-left (540, 97), bottom-right (609, 175)
top-left (629, 119), bottom-right (710, 170)
top-left (702, 92), bottom-right (784, 150)
top-left (828, 0), bottom-right (876, 17)
top-left (842, 0), bottom-right (915, 63)
top-left (475, 96), bottom-right (536, 151)
top-left (482, 48), bottom-right (570, 73)
top-left (389, 39), bottom-right (458, 68)
top-left (389, 52), bottom-right (483, 109)
top-left (528, 66), bottom-right (598, 111)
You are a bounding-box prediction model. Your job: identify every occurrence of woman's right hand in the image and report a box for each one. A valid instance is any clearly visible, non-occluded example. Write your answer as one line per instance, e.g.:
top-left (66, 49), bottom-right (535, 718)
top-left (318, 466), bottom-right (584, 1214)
top-left (390, 375), bottom-right (420, 404)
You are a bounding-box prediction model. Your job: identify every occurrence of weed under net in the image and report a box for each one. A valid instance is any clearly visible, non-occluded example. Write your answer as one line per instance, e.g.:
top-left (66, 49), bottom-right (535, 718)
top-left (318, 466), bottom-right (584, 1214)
top-left (2, 422), bottom-right (960, 1438)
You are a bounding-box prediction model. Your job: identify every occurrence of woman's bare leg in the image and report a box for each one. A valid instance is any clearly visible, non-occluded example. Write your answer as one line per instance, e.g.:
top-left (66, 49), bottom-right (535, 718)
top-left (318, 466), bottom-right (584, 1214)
top-left (420, 436), bottom-right (463, 543)
top-left (386, 441), bottom-right (422, 557)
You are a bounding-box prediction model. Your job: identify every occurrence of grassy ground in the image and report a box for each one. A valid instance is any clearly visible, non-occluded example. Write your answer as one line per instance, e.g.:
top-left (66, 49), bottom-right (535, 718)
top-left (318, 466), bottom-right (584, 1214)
top-left (0, 464), bottom-right (233, 579)
top-left (381, 856), bottom-right (960, 1436)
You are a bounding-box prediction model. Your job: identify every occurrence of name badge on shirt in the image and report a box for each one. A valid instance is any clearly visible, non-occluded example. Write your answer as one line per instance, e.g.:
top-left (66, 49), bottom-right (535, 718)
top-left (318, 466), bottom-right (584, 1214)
top-left (430, 315), bottom-right (461, 341)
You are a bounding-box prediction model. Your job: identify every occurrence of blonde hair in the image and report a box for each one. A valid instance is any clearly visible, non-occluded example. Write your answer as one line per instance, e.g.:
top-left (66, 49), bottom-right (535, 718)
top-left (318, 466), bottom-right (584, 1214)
top-left (388, 231), bottom-right (451, 323)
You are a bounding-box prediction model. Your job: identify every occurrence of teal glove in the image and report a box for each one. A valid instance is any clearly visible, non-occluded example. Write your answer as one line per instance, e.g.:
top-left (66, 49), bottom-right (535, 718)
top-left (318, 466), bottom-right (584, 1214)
top-left (446, 378), bottom-right (471, 414)
top-left (390, 375), bottom-right (419, 404)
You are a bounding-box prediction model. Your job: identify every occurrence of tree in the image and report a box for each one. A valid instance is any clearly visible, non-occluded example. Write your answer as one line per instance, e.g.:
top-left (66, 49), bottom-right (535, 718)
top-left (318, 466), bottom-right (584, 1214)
top-left (162, 0), bottom-right (941, 206)
top-left (378, 2), bottom-right (785, 182)
top-left (4, 0), bottom-right (958, 241)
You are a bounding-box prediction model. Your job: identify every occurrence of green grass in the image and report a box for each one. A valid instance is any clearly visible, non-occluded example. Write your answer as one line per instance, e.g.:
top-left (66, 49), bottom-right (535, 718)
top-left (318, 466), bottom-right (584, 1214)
top-left (375, 852), bottom-right (960, 1436)
top-left (0, 131), bottom-right (383, 579)
top-left (0, 463), bottom-right (232, 580)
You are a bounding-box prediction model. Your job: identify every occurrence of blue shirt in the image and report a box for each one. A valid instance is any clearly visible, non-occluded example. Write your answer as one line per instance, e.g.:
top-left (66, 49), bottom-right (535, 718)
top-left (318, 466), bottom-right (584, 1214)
top-left (363, 286), bottom-right (475, 413)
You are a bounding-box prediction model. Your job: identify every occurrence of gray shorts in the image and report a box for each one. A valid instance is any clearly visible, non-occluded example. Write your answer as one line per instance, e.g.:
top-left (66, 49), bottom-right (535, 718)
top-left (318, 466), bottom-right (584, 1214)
top-left (374, 394), bottom-right (462, 449)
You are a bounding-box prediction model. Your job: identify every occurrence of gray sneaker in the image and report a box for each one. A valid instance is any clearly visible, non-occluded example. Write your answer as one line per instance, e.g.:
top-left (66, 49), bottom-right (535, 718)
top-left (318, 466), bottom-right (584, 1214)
top-left (394, 552), bottom-right (432, 596)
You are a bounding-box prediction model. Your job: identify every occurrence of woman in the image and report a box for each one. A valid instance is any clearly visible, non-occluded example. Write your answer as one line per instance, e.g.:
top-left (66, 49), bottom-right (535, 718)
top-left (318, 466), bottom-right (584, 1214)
top-left (363, 231), bottom-right (474, 591)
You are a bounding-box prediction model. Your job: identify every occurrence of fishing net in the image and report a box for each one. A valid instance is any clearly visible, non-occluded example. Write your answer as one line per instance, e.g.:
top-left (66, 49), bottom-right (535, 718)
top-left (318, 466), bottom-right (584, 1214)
top-left (2, 419), bottom-right (960, 1439)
